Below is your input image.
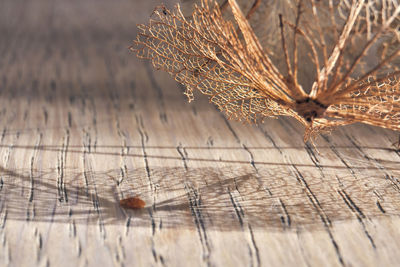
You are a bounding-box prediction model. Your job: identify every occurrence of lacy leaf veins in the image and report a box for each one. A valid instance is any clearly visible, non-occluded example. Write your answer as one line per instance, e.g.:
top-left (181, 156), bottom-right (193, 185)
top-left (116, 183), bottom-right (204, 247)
top-left (131, 0), bottom-right (400, 142)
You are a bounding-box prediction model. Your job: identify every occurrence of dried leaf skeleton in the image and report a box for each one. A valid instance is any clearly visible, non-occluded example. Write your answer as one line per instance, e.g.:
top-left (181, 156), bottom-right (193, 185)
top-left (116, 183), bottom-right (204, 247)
top-left (131, 0), bottom-right (400, 143)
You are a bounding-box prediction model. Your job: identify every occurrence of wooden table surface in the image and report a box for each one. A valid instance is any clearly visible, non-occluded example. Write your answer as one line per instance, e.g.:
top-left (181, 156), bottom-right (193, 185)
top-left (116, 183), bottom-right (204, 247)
top-left (1, 0), bottom-right (400, 266)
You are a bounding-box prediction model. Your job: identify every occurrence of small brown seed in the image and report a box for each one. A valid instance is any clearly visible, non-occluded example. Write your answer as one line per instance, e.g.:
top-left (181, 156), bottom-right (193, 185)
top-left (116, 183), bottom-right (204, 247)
top-left (120, 197), bottom-right (146, 209)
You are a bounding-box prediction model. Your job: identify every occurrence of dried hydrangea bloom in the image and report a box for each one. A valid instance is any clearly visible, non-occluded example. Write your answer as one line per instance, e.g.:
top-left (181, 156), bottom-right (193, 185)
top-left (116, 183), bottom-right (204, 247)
top-left (131, 0), bottom-right (400, 142)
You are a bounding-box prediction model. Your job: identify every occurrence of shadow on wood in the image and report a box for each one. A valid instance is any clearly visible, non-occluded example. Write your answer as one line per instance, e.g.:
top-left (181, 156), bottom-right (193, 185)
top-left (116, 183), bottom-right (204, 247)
top-left (0, 145), bottom-right (398, 231)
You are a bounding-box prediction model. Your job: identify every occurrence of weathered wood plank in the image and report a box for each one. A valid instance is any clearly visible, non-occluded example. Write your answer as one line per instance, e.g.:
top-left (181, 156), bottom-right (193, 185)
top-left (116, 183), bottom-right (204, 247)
top-left (1, 0), bottom-right (400, 266)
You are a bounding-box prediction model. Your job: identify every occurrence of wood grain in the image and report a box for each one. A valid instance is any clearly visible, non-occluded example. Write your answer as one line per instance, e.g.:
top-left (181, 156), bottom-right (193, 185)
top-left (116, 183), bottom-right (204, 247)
top-left (1, 0), bottom-right (400, 266)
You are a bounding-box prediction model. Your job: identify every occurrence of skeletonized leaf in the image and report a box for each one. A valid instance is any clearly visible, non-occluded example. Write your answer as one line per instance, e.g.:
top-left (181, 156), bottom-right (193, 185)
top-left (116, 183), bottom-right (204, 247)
top-left (133, 0), bottom-right (400, 142)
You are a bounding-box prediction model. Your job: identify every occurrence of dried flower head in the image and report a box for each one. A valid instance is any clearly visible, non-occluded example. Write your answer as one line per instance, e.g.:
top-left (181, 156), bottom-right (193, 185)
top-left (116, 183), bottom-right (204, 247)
top-left (131, 0), bottom-right (400, 142)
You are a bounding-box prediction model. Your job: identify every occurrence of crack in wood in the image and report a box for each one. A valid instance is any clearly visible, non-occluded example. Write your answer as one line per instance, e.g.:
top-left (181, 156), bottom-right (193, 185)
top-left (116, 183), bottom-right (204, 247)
top-left (184, 183), bottom-right (212, 266)
top-left (290, 164), bottom-right (344, 266)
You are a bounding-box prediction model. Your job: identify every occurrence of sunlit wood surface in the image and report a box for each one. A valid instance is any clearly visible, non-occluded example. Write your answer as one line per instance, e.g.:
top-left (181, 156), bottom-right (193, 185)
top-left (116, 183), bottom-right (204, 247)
top-left (1, 0), bottom-right (400, 266)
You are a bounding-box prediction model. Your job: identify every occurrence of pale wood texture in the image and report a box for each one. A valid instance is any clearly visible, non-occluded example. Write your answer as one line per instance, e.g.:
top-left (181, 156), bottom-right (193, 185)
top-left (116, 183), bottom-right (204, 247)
top-left (1, 0), bottom-right (400, 266)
